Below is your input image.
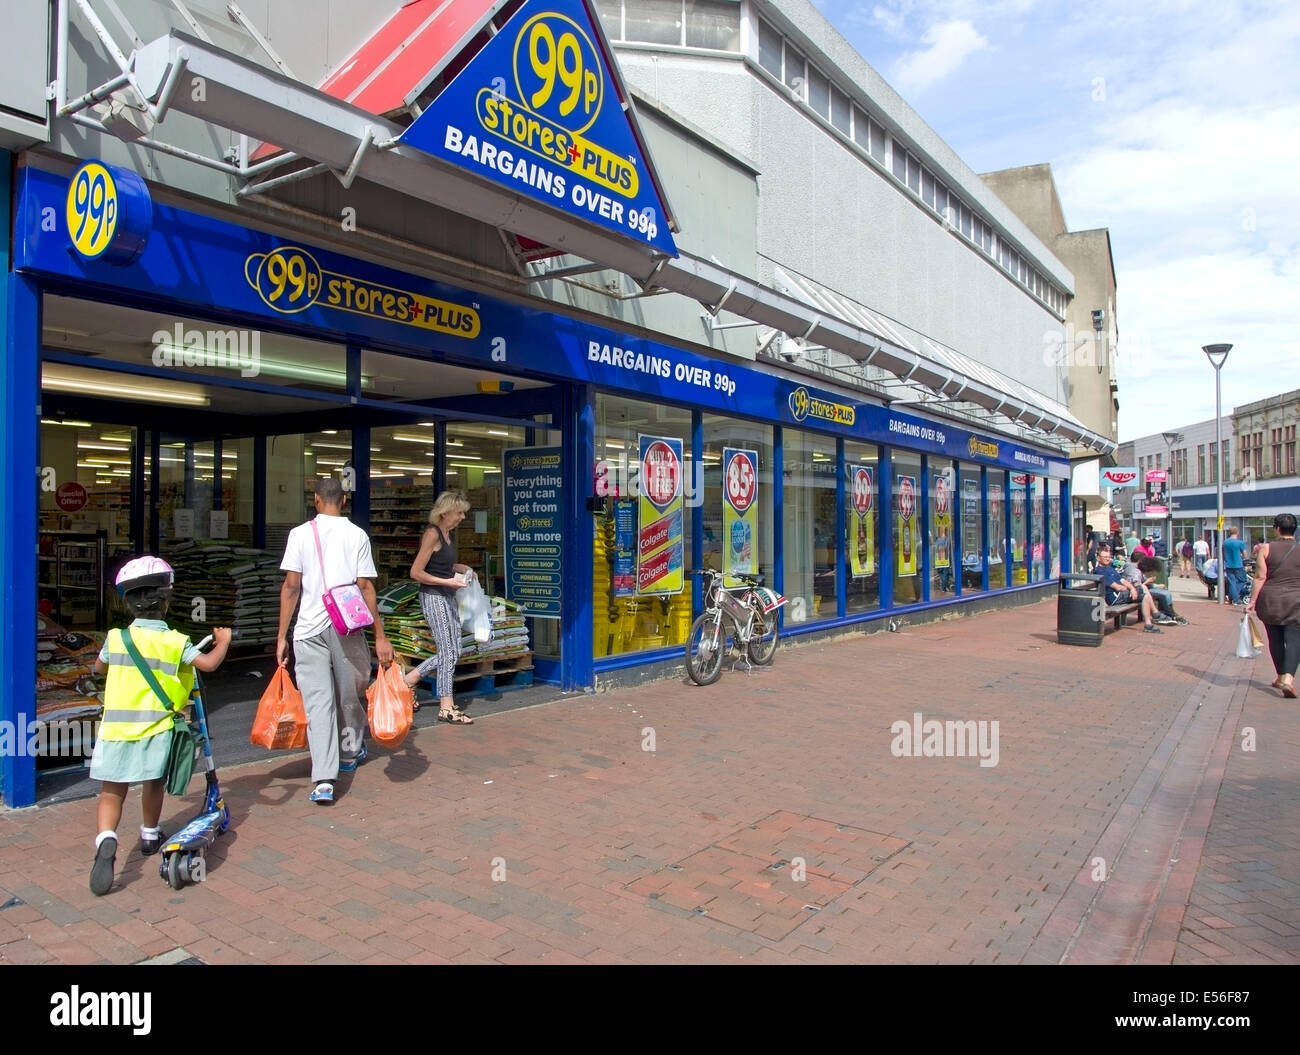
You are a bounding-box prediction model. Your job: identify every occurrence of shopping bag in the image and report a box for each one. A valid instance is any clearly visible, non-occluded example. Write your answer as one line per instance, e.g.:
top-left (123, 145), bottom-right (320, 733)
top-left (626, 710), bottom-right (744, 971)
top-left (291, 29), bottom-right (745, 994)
top-left (1248, 613), bottom-right (1266, 650)
top-left (1236, 615), bottom-right (1260, 658)
top-left (366, 662), bottom-right (414, 749)
top-left (457, 575), bottom-right (494, 643)
top-left (249, 666), bottom-right (309, 750)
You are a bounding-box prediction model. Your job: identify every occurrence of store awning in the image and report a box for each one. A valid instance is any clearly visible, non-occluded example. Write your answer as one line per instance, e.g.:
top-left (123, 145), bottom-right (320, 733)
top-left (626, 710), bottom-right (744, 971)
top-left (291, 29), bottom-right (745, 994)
top-left (250, 0), bottom-right (508, 162)
top-left (111, 27), bottom-right (1114, 455)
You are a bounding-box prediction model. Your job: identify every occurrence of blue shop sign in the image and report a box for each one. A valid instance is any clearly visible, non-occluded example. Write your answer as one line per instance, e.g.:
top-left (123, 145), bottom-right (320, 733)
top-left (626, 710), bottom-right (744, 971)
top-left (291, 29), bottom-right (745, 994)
top-left (15, 166), bottom-right (1065, 478)
top-left (503, 447), bottom-right (564, 617)
top-left (65, 160), bottom-right (151, 266)
top-left (401, 0), bottom-right (678, 257)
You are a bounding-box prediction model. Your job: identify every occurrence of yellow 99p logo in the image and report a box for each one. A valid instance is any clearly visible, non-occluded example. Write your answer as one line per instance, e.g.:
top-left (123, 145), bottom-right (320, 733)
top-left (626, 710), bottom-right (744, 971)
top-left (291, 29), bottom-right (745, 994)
top-left (67, 163), bottom-right (119, 259)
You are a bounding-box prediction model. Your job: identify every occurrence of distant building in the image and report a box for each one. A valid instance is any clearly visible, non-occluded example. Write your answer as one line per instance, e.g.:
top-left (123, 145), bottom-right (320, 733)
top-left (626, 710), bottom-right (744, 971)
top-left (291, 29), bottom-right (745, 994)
top-left (981, 164), bottom-right (1119, 547)
top-left (1120, 390), bottom-right (1300, 552)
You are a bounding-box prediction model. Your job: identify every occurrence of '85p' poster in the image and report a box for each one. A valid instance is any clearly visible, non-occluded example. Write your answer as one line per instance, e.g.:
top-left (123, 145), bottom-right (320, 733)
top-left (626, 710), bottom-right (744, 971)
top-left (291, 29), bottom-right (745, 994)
top-left (722, 448), bottom-right (758, 586)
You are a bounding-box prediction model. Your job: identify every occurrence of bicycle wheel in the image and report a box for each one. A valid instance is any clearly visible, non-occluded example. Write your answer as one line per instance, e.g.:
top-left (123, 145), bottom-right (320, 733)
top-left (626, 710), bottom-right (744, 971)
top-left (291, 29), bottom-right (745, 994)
top-left (746, 603), bottom-right (779, 665)
top-left (686, 613), bottom-right (725, 686)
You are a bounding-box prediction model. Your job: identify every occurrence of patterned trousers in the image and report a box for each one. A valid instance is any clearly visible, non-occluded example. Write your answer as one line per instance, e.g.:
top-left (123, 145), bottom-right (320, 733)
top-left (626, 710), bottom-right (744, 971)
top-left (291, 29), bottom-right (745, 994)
top-left (414, 590), bottom-right (461, 699)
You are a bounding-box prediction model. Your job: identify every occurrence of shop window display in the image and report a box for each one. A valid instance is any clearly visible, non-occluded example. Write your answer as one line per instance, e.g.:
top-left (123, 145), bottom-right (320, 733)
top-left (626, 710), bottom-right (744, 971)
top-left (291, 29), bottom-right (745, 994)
top-left (929, 458), bottom-right (957, 599)
top-left (593, 394), bottom-right (693, 658)
top-left (845, 441), bottom-right (881, 614)
top-left (783, 430), bottom-right (839, 624)
top-left (959, 464), bottom-right (985, 593)
top-left (892, 450), bottom-right (923, 604)
top-left (988, 469), bottom-right (1009, 588)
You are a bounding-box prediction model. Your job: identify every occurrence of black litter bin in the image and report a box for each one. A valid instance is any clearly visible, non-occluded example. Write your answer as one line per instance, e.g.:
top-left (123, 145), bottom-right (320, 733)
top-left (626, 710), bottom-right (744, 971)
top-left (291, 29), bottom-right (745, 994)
top-left (1058, 573), bottom-right (1105, 646)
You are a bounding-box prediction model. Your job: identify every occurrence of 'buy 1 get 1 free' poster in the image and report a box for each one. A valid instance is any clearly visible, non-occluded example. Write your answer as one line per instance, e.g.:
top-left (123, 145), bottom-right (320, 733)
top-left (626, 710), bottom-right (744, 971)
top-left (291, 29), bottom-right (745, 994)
top-left (636, 435), bottom-right (684, 594)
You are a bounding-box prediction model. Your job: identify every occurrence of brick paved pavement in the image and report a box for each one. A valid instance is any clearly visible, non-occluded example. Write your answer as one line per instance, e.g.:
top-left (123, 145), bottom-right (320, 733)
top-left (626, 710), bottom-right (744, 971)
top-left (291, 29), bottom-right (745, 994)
top-left (2, 588), bottom-right (1295, 964)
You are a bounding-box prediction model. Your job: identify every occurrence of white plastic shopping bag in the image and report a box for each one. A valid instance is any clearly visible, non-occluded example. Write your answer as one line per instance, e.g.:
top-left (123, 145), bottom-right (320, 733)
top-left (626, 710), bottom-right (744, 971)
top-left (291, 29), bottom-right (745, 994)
top-left (457, 575), bottom-right (494, 643)
top-left (1236, 614), bottom-right (1260, 658)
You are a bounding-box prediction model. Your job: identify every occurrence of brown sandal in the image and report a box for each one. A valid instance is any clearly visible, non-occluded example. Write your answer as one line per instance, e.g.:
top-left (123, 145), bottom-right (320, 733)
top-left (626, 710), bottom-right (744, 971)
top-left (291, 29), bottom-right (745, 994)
top-left (438, 707), bottom-right (473, 724)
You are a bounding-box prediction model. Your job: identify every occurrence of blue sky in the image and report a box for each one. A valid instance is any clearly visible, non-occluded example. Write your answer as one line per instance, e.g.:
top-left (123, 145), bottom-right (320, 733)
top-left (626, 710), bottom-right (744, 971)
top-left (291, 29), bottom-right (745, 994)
top-left (812, 0), bottom-right (1299, 442)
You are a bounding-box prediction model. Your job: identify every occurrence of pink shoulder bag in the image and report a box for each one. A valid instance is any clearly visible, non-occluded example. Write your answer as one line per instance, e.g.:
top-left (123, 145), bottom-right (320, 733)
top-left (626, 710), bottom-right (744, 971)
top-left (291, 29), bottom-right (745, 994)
top-left (311, 519), bottom-right (374, 635)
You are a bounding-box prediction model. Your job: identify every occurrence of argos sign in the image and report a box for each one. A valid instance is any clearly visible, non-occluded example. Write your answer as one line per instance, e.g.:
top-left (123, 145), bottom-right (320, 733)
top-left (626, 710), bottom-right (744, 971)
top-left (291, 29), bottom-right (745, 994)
top-left (1100, 467), bottom-right (1139, 488)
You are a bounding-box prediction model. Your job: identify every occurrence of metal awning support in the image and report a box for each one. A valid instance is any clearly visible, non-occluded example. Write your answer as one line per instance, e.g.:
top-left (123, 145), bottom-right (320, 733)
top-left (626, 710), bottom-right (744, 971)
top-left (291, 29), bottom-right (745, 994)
top-left (68, 25), bottom-right (1115, 457)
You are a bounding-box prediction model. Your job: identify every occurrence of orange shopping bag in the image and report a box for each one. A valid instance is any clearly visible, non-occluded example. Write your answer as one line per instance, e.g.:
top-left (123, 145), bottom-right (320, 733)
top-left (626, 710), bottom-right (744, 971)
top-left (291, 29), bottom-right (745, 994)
top-left (249, 666), bottom-right (308, 750)
top-left (366, 663), bottom-right (414, 749)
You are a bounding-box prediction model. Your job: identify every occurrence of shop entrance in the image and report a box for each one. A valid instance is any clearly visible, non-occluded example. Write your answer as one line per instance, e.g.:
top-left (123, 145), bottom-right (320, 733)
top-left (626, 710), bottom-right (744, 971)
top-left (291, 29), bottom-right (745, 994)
top-left (33, 295), bottom-right (568, 800)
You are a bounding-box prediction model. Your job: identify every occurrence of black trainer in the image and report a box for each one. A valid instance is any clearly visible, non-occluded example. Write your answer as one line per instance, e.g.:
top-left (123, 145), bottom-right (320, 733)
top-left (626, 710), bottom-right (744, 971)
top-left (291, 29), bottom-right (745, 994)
top-left (90, 836), bottom-right (117, 896)
top-left (140, 829), bottom-right (166, 856)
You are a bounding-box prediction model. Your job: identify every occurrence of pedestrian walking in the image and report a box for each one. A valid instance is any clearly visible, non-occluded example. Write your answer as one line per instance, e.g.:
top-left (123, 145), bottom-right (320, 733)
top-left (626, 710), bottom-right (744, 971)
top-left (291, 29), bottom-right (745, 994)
top-left (1179, 537), bottom-right (1193, 578)
top-left (1223, 526), bottom-right (1248, 606)
top-left (1193, 535), bottom-right (1210, 573)
top-left (402, 490), bottom-right (477, 724)
top-left (1246, 513), bottom-right (1300, 698)
top-left (277, 477), bottom-right (393, 805)
top-left (88, 556), bottom-right (231, 895)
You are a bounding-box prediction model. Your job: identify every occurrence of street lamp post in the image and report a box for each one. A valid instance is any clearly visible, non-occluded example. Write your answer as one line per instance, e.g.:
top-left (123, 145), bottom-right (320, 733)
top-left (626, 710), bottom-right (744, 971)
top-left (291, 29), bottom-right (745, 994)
top-left (1203, 344), bottom-right (1232, 606)
top-left (1162, 430), bottom-right (1183, 573)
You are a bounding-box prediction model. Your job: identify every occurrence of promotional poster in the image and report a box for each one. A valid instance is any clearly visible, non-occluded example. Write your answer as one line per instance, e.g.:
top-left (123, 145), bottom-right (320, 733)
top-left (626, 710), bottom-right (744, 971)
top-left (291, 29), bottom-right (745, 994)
top-left (636, 435), bottom-right (684, 594)
top-left (722, 448), bottom-right (758, 586)
top-left (850, 465), bottom-right (875, 577)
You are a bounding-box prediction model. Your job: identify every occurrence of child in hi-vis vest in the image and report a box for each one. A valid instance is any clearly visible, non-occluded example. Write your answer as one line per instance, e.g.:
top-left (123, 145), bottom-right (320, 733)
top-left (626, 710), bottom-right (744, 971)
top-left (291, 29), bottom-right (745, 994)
top-left (89, 557), bottom-right (230, 896)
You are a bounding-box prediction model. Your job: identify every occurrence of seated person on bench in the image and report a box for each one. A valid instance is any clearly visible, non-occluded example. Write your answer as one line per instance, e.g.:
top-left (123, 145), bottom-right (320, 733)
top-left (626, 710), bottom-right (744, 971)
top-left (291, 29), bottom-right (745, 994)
top-left (1135, 556), bottom-right (1188, 625)
top-left (1095, 544), bottom-right (1162, 634)
top-left (1202, 555), bottom-right (1220, 596)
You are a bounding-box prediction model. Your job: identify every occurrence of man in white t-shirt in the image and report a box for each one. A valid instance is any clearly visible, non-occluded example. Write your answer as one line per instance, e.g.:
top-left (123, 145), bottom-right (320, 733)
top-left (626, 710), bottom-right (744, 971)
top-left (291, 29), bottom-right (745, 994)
top-left (277, 477), bottom-right (393, 805)
top-left (1193, 536), bottom-right (1210, 573)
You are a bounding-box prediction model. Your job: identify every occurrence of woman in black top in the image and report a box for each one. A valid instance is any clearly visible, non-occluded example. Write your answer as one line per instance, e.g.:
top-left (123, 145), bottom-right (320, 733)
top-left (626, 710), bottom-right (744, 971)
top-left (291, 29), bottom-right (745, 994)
top-left (1247, 512), bottom-right (1300, 698)
top-left (404, 491), bottom-right (475, 722)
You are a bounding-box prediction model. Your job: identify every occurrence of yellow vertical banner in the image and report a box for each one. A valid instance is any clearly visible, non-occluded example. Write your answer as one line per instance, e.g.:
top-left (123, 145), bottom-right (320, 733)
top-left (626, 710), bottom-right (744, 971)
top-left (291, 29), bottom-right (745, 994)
top-left (933, 472), bottom-right (952, 570)
top-left (896, 473), bottom-right (918, 577)
top-left (849, 466), bottom-right (875, 576)
top-left (722, 448), bottom-right (758, 586)
top-left (636, 435), bottom-right (684, 594)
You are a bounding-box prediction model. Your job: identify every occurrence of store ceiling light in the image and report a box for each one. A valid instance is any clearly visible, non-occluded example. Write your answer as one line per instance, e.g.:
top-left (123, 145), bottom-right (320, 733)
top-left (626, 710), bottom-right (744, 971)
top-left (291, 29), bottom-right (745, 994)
top-left (77, 442), bottom-right (129, 452)
top-left (100, 432), bottom-right (132, 442)
top-left (386, 464), bottom-right (433, 472)
top-left (487, 429), bottom-right (510, 437)
top-left (43, 367), bottom-right (211, 406)
top-left (391, 434), bottom-right (437, 444)
top-left (40, 419), bottom-right (93, 427)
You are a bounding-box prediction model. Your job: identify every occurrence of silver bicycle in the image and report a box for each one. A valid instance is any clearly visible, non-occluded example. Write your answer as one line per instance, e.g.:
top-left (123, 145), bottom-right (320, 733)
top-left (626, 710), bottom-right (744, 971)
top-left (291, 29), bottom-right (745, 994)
top-left (685, 568), bottom-right (781, 686)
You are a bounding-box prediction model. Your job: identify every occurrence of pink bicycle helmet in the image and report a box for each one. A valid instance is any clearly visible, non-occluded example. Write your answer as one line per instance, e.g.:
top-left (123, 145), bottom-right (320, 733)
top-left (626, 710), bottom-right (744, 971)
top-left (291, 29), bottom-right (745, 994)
top-left (115, 555), bottom-right (174, 595)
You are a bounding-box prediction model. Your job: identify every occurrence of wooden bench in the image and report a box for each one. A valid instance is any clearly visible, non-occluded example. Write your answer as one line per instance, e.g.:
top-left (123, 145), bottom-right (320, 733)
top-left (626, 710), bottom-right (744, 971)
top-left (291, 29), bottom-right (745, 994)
top-left (1105, 602), bottom-right (1141, 631)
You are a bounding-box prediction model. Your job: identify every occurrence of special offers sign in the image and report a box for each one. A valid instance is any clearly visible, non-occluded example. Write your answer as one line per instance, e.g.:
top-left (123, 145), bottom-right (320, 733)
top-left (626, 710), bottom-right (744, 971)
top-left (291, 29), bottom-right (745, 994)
top-left (402, 0), bottom-right (678, 256)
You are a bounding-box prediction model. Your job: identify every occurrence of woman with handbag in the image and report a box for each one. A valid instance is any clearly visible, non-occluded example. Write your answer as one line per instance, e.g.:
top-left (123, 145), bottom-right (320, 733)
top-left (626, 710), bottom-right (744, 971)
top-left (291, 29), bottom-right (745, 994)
top-left (1246, 512), bottom-right (1300, 698)
top-left (404, 490), bottom-right (477, 724)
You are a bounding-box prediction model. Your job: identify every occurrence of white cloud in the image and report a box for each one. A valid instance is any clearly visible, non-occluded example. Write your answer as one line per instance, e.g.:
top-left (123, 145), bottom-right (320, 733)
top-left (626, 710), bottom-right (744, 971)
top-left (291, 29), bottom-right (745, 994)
top-left (894, 20), bottom-right (989, 91)
top-left (1114, 250), bottom-right (1300, 435)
